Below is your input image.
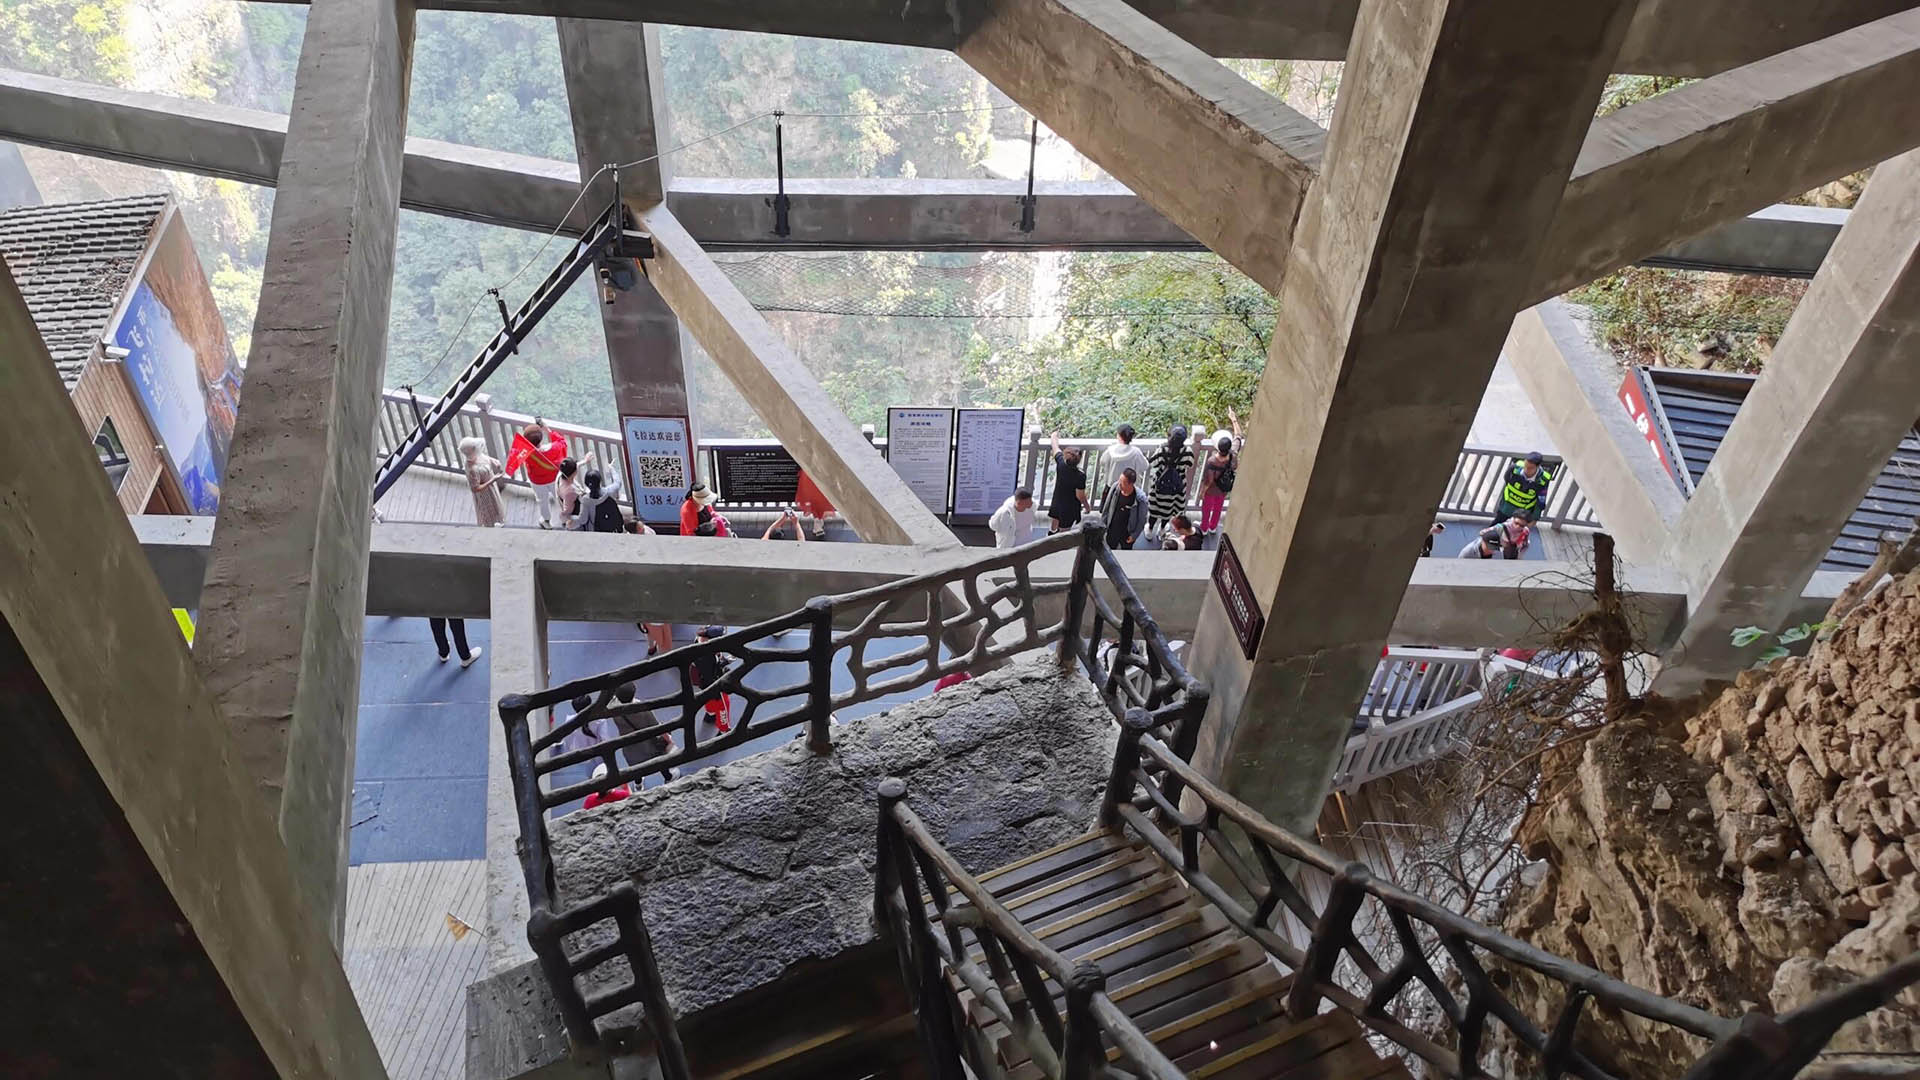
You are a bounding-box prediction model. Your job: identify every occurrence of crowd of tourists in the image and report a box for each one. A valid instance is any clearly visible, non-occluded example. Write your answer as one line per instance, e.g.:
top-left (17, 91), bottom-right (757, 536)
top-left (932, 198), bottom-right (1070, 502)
top-left (990, 409), bottom-right (1244, 552)
top-left (455, 417), bottom-right (1558, 563)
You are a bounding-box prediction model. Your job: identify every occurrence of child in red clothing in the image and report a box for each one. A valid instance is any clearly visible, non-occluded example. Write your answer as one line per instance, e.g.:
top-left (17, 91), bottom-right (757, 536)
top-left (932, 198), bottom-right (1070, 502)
top-left (688, 625), bottom-right (735, 734)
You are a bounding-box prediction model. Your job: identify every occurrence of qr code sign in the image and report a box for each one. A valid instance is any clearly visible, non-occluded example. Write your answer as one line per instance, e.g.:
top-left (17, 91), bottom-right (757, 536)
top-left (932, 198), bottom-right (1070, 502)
top-left (634, 453), bottom-right (686, 491)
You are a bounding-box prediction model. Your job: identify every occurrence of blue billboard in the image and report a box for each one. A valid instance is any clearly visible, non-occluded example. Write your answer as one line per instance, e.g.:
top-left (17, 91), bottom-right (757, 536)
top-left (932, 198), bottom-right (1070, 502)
top-left (111, 212), bottom-right (241, 515)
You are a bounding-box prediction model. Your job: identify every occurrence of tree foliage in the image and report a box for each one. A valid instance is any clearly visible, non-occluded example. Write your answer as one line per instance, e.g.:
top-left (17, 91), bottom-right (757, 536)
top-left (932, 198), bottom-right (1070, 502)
top-left (971, 255), bottom-right (1271, 434)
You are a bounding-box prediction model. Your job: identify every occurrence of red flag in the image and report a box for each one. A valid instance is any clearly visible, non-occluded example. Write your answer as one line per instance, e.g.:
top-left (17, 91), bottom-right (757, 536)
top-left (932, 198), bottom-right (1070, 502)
top-left (507, 429), bottom-right (568, 484)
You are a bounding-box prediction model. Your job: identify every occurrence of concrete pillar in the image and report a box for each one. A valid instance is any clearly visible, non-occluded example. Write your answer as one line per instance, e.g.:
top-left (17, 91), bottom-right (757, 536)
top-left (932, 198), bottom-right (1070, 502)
top-left (485, 555), bottom-right (546, 975)
top-left (192, 0), bottom-right (416, 944)
top-left (0, 260), bottom-right (385, 1078)
top-left (1657, 150), bottom-right (1920, 694)
top-left (1180, 0), bottom-right (1636, 834)
top-left (1504, 300), bottom-right (1687, 564)
top-left (557, 19), bottom-right (697, 481)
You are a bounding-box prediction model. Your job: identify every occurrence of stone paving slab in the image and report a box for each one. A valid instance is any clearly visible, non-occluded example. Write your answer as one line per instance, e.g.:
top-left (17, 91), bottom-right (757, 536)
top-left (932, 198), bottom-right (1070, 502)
top-left (546, 654), bottom-right (1118, 1025)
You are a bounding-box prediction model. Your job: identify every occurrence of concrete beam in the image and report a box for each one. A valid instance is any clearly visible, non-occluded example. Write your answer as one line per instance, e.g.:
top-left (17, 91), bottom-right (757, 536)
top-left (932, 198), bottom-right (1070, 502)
top-left (1181, 0), bottom-right (1637, 834)
top-left (1659, 150), bottom-right (1920, 693)
top-left (1534, 7), bottom-right (1920, 302)
top-left (0, 68), bottom-right (1853, 274)
top-left (1504, 300), bottom-right (1687, 564)
top-left (134, 515), bottom-right (934, 620)
top-left (637, 205), bottom-right (957, 548)
top-left (192, 0), bottom-right (416, 943)
top-left (557, 19), bottom-right (696, 501)
top-left (956, 0), bottom-right (1324, 293)
top-left (254, 0), bottom-right (1910, 76)
top-left (131, 515), bottom-right (1716, 650)
top-left (1, 256), bottom-right (385, 1079)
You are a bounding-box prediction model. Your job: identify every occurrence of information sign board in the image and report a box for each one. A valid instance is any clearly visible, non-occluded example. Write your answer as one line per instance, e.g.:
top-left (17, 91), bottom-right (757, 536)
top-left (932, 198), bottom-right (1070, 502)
top-left (885, 407), bottom-right (955, 515)
top-left (714, 443), bottom-right (802, 505)
top-left (621, 415), bottom-right (695, 525)
top-left (952, 408), bottom-right (1026, 519)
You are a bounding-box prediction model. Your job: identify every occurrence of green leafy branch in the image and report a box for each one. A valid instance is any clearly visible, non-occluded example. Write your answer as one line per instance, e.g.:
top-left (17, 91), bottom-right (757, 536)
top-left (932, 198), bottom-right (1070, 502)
top-left (1729, 621), bottom-right (1833, 665)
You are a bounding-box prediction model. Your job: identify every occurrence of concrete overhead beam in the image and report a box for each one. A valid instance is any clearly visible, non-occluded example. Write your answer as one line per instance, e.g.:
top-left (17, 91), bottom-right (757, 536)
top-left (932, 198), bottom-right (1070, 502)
top-left (955, 0), bottom-right (1325, 293)
top-left (1659, 151), bottom-right (1920, 693)
top-left (133, 515), bottom-right (935, 620)
top-left (637, 205), bottom-right (958, 548)
top-left (0, 68), bottom-right (1852, 274)
top-left (1504, 300), bottom-right (1687, 564)
top-left (192, 0), bottom-right (417, 943)
top-left (1534, 7), bottom-right (1920, 302)
top-left (252, 0), bottom-right (1912, 75)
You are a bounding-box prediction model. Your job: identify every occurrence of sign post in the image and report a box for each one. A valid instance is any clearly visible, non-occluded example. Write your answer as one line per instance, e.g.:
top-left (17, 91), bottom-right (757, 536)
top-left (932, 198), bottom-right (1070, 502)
top-left (952, 407), bottom-right (1026, 523)
top-left (621, 415), bottom-right (695, 526)
top-left (885, 407), bottom-right (955, 516)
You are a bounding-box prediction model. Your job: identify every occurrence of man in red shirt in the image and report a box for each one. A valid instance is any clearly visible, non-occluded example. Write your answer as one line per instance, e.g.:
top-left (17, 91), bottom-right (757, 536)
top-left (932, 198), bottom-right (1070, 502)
top-left (506, 419), bottom-right (569, 529)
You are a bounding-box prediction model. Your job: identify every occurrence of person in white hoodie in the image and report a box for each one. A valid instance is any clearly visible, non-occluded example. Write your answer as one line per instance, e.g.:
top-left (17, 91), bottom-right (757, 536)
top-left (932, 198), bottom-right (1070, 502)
top-left (988, 487), bottom-right (1037, 549)
top-left (1096, 423), bottom-right (1150, 508)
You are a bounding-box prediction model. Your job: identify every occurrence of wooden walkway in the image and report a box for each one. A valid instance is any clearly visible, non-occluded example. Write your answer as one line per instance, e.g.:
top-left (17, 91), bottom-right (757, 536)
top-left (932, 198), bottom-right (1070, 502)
top-left (378, 466), bottom-right (546, 528)
top-left (344, 859), bottom-right (489, 1080)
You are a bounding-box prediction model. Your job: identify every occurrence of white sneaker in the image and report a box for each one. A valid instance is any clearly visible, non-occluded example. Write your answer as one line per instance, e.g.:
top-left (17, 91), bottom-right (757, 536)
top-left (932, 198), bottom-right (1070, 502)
top-left (461, 647), bottom-right (484, 668)
top-left (437, 652), bottom-right (450, 664)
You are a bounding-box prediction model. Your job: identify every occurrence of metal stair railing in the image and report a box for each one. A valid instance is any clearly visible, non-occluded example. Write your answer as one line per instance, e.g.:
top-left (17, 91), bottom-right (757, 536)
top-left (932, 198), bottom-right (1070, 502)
top-left (498, 519), bottom-right (1210, 1054)
top-left (1097, 725), bottom-right (1920, 1080)
top-left (372, 198), bottom-right (640, 503)
top-left (874, 778), bottom-right (1185, 1080)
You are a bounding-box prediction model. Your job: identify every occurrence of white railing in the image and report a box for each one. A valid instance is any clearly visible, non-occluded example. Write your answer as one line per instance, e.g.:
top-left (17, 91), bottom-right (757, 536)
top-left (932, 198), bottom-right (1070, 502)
top-left (375, 390), bottom-right (841, 518)
top-left (1439, 445), bottom-right (1598, 527)
top-left (1017, 431), bottom-right (1601, 528)
top-left (376, 389), bottom-right (624, 499)
top-left (377, 395), bottom-right (1603, 531)
top-left (1333, 650), bottom-right (1550, 791)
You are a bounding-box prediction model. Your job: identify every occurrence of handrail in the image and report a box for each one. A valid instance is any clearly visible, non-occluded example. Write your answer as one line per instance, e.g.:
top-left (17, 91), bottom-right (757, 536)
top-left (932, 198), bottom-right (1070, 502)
top-left (875, 779), bottom-right (1185, 1080)
top-left (1097, 727), bottom-right (1920, 1080)
top-left (497, 517), bottom-right (1206, 1052)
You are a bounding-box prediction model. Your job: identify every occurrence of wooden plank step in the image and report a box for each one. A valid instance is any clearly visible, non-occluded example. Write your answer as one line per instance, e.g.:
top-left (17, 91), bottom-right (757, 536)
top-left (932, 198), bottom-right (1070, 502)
top-left (1137, 979), bottom-right (1286, 1062)
top-left (1238, 1028), bottom-right (1384, 1080)
top-left (1072, 905), bottom-right (1231, 972)
top-left (1125, 956), bottom-right (1286, 1039)
top-left (1182, 1013), bottom-right (1349, 1080)
top-left (967, 937), bottom-right (1259, 1062)
top-left (1032, 877), bottom-right (1187, 952)
top-left (1002, 849), bottom-right (1156, 921)
top-left (999, 857), bottom-right (1164, 931)
top-left (974, 831), bottom-right (1129, 895)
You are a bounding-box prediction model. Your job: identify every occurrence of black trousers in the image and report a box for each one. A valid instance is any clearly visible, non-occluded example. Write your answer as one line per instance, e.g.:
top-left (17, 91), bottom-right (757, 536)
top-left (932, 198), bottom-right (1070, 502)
top-left (429, 617), bottom-right (471, 661)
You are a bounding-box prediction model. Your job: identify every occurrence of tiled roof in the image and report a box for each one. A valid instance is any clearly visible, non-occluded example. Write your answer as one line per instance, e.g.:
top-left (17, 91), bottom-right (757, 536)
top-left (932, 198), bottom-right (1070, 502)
top-left (0, 193), bottom-right (166, 390)
top-left (1640, 366), bottom-right (1920, 574)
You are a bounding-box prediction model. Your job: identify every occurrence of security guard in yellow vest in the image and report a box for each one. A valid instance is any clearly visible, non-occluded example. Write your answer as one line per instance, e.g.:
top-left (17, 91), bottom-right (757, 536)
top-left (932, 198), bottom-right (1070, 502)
top-left (1494, 451), bottom-right (1553, 525)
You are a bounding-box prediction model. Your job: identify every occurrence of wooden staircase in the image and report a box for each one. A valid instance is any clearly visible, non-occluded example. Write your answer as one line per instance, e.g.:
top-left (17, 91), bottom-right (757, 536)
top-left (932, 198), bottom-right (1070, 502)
top-left (948, 831), bottom-right (1414, 1080)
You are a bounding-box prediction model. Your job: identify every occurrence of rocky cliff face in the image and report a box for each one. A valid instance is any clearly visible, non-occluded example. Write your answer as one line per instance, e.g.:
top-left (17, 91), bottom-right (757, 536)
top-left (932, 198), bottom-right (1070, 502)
top-left (1498, 572), bottom-right (1920, 1074)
